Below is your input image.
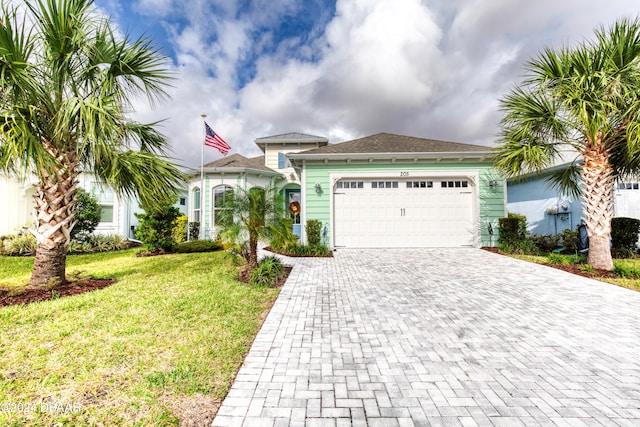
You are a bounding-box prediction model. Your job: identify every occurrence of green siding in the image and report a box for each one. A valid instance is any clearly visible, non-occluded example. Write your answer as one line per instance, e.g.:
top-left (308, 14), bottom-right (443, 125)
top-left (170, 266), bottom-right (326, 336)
top-left (303, 162), bottom-right (505, 247)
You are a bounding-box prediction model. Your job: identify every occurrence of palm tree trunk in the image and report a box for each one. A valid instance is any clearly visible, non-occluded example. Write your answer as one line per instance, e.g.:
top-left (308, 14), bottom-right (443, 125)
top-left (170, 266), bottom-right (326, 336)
top-left (29, 167), bottom-right (79, 288)
top-left (581, 146), bottom-right (614, 271)
top-left (31, 244), bottom-right (67, 288)
top-left (248, 235), bottom-right (258, 268)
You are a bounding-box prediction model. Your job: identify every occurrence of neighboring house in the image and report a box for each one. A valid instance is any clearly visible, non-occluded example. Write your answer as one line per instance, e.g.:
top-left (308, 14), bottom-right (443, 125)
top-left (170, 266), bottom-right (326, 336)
top-left (188, 132), bottom-right (328, 239)
top-left (288, 133), bottom-right (505, 248)
top-left (506, 165), bottom-right (583, 236)
top-left (77, 175), bottom-right (188, 239)
top-left (507, 164), bottom-right (640, 236)
top-left (0, 173), bottom-right (188, 239)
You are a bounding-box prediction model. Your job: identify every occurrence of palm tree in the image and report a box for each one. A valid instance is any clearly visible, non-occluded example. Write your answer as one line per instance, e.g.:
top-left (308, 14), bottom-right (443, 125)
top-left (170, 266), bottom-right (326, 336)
top-left (218, 186), bottom-right (287, 268)
top-left (0, 0), bottom-right (185, 287)
top-left (494, 18), bottom-right (640, 271)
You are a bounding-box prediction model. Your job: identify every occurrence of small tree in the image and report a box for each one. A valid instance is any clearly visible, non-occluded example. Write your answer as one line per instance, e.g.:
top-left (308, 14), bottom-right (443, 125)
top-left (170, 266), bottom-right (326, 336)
top-left (218, 187), bottom-right (287, 268)
top-left (135, 200), bottom-right (181, 252)
top-left (70, 188), bottom-right (101, 242)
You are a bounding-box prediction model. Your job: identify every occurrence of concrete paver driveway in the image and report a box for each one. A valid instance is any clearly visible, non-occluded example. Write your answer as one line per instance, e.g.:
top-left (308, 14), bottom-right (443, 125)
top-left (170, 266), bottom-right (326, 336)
top-left (213, 249), bottom-right (640, 426)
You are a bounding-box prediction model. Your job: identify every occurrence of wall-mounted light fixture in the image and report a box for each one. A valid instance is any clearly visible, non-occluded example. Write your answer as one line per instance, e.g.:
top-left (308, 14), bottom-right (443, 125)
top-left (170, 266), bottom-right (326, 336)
top-left (489, 180), bottom-right (498, 188)
top-left (314, 183), bottom-right (322, 194)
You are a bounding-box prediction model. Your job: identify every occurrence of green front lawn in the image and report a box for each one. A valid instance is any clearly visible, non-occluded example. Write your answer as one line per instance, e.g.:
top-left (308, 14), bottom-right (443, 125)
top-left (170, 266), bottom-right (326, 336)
top-left (511, 253), bottom-right (640, 292)
top-left (0, 250), bottom-right (279, 426)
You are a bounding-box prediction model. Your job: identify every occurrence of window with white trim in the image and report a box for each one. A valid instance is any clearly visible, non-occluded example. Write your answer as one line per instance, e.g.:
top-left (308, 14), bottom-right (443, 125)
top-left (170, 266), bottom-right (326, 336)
top-left (92, 182), bottom-right (114, 222)
top-left (213, 185), bottom-right (233, 225)
top-left (278, 152), bottom-right (292, 169)
top-left (192, 187), bottom-right (201, 223)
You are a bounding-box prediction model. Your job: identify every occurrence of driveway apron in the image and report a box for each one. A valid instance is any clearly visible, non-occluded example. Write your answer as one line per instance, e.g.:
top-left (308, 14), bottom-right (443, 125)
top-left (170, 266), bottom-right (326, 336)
top-left (213, 249), bottom-right (640, 426)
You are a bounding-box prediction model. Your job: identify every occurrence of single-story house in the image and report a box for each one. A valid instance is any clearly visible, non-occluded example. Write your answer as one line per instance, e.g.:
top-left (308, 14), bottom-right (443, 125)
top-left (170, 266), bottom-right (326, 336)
top-left (287, 133), bottom-right (505, 248)
top-left (188, 132), bottom-right (329, 239)
top-left (507, 163), bottom-right (640, 236)
top-left (0, 173), bottom-right (188, 239)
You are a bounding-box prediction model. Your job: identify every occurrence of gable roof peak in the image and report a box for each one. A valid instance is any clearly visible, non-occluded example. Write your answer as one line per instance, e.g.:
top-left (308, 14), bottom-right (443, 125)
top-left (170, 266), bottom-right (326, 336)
top-left (201, 153), bottom-right (276, 174)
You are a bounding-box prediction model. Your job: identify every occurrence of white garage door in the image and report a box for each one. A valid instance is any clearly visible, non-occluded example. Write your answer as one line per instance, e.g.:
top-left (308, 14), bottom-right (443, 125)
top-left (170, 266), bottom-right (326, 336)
top-left (333, 178), bottom-right (475, 248)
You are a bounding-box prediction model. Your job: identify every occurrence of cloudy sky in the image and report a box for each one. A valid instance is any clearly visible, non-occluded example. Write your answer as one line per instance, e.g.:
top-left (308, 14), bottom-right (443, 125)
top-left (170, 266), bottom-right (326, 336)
top-left (93, 0), bottom-right (640, 168)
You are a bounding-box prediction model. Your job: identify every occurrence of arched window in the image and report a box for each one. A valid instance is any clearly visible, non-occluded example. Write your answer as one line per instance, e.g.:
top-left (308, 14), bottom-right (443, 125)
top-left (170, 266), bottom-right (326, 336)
top-left (213, 185), bottom-right (233, 225)
top-left (192, 187), bottom-right (201, 223)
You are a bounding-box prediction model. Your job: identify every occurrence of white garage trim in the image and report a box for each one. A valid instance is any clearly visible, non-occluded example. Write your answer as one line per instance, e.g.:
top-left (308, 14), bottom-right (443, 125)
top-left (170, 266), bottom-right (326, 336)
top-left (329, 170), bottom-right (480, 248)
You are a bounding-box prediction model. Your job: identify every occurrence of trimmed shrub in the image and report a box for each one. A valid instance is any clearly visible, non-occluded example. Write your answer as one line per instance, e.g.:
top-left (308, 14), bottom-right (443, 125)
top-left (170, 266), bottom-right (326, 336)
top-left (174, 240), bottom-right (222, 253)
top-left (250, 255), bottom-right (285, 287)
top-left (306, 219), bottom-right (322, 247)
top-left (611, 217), bottom-right (640, 256)
top-left (498, 213), bottom-right (527, 247)
top-left (530, 234), bottom-right (561, 252)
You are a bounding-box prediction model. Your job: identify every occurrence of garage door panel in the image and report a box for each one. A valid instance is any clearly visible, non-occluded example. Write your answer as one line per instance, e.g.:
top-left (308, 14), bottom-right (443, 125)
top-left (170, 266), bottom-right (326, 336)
top-left (334, 178), bottom-right (475, 248)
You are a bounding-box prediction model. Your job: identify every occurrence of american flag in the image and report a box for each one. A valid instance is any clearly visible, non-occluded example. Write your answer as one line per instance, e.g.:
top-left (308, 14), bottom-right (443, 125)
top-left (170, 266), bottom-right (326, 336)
top-left (204, 122), bottom-right (231, 155)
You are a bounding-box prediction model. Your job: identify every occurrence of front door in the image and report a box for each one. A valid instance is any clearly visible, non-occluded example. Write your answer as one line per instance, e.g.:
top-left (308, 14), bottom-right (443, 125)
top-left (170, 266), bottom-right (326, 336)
top-left (285, 189), bottom-right (302, 238)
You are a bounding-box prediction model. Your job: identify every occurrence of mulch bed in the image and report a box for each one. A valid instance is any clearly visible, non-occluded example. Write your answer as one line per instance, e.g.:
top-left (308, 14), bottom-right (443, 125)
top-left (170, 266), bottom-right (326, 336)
top-left (481, 247), bottom-right (618, 280)
top-left (0, 278), bottom-right (116, 308)
top-left (545, 263), bottom-right (618, 280)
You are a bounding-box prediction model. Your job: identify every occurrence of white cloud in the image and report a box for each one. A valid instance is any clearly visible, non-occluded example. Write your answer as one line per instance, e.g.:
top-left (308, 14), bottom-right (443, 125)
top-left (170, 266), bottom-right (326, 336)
top-left (125, 0), bottom-right (640, 168)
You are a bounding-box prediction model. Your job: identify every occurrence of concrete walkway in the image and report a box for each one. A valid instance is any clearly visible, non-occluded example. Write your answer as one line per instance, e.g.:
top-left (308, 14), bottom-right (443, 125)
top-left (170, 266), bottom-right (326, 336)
top-left (213, 249), bottom-right (640, 426)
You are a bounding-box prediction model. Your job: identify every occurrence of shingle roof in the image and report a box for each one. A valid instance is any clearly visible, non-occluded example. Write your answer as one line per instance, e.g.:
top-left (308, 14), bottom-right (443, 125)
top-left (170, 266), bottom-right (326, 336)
top-left (296, 133), bottom-right (489, 155)
top-left (203, 153), bottom-right (275, 173)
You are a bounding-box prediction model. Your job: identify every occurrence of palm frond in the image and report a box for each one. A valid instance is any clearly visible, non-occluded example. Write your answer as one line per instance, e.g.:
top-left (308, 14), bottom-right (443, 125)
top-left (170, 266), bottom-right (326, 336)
top-left (0, 2), bottom-right (36, 96)
top-left (124, 121), bottom-right (172, 154)
top-left (106, 35), bottom-right (173, 104)
top-left (0, 111), bottom-right (58, 177)
top-left (545, 160), bottom-right (582, 199)
top-left (493, 87), bottom-right (567, 178)
top-left (91, 150), bottom-right (187, 210)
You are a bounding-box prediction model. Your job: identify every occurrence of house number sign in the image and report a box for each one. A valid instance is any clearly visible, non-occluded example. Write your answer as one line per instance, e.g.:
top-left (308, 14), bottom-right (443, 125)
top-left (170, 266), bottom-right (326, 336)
top-left (400, 172), bottom-right (409, 177)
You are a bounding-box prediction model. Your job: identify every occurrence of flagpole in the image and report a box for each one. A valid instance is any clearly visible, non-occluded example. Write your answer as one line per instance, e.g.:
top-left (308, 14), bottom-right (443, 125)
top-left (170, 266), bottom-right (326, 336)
top-left (200, 113), bottom-right (206, 240)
